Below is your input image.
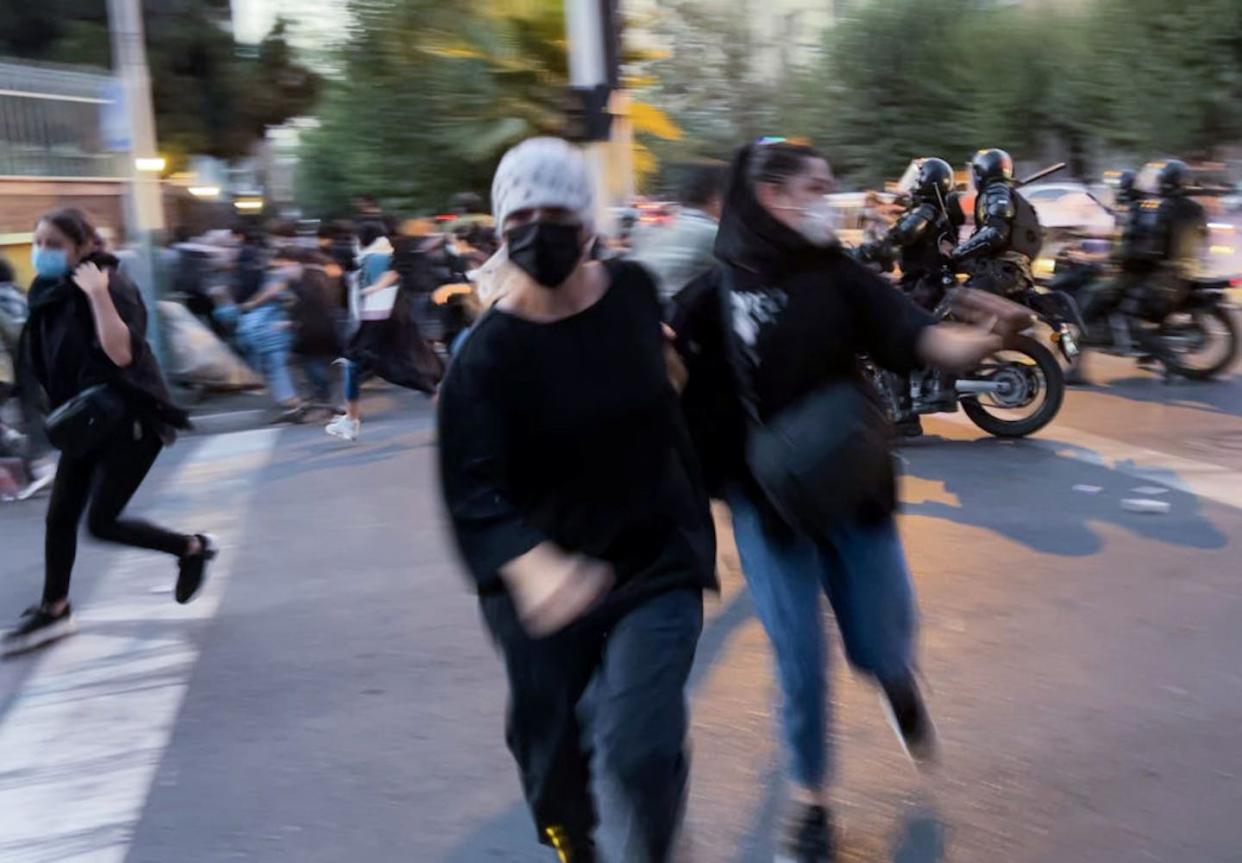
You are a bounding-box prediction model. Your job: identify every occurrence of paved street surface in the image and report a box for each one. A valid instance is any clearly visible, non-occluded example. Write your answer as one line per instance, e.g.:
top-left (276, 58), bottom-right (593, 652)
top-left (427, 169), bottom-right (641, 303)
top-left (2, 354), bottom-right (1241, 863)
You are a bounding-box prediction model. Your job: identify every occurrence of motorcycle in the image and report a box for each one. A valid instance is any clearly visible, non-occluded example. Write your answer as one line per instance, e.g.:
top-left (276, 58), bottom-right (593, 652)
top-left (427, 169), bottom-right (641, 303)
top-left (1043, 253), bottom-right (1240, 381)
top-left (864, 274), bottom-right (1067, 438)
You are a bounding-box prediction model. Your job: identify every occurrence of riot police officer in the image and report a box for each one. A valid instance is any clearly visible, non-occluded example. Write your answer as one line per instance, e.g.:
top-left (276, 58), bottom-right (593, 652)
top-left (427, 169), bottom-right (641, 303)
top-left (1119, 160), bottom-right (1207, 348)
top-left (860, 157), bottom-right (963, 310)
top-left (857, 158), bottom-right (966, 437)
top-left (950, 148), bottom-right (1043, 296)
top-left (1074, 169), bottom-right (1144, 325)
top-left (1131, 160), bottom-right (1207, 282)
top-left (1072, 160), bottom-right (1208, 382)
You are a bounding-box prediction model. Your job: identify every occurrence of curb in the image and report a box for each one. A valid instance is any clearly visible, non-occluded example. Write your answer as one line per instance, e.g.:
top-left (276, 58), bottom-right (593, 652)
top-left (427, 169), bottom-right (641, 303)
top-left (186, 408), bottom-right (274, 437)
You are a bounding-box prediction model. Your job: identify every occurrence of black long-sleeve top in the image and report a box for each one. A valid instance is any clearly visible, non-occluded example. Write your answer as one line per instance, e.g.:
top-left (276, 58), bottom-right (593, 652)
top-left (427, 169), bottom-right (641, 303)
top-left (437, 259), bottom-right (717, 600)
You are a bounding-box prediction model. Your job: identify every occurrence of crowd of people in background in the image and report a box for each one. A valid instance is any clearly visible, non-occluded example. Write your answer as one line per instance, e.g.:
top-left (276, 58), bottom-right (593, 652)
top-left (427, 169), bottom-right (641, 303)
top-left (0, 194), bottom-right (504, 499)
top-left (159, 202), bottom-right (498, 432)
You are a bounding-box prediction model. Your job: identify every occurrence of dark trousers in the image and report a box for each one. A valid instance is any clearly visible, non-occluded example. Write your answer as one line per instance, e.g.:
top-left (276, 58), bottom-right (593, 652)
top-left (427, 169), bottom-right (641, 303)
top-left (43, 421), bottom-right (187, 605)
top-left (481, 587), bottom-right (703, 862)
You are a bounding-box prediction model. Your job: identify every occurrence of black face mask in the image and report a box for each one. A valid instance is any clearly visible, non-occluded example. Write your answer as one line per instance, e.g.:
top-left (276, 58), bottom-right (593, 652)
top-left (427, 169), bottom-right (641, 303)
top-left (505, 222), bottom-right (583, 288)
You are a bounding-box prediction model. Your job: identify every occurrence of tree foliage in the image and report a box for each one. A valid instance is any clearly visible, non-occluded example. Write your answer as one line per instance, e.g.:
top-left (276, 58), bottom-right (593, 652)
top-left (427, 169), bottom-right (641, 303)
top-left (0, 1), bottom-right (320, 169)
top-left (638, 0), bottom-right (1242, 188)
top-left (297, 0), bottom-right (681, 216)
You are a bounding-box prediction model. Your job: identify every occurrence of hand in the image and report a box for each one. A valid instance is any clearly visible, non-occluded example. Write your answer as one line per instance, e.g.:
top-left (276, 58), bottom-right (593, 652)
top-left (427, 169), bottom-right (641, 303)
top-left (918, 323), bottom-right (1004, 373)
top-left (72, 262), bottom-right (109, 298)
top-left (949, 287), bottom-right (1035, 337)
top-left (500, 543), bottom-right (614, 637)
top-left (663, 324), bottom-right (688, 393)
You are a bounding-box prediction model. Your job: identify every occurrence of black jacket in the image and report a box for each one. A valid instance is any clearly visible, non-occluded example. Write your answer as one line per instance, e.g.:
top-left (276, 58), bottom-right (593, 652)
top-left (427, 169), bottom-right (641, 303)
top-left (22, 252), bottom-right (189, 440)
top-left (671, 144), bottom-right (933, 497)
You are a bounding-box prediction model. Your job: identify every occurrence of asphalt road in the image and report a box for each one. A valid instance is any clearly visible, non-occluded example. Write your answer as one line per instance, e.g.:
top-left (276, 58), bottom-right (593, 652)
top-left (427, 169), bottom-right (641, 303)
top-left (1, 353), bottom-right (1241, 863)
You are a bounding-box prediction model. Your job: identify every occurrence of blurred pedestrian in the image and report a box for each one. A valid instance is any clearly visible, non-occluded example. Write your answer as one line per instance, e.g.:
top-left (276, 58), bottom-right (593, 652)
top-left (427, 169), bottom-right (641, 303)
top-left (3, 208), bottom-right (214, 657)
top-left (0, 257), bottom-right (55, 500)
top-left (633, 163), bottom-right (726, 303)
top-left (285, 247), bottom-right (343, 407)
top-left (213, 245), bottom-right (306, 422)
top-left (317, 220), bottom-right (357, 280)
top-left (228, 220), bottom-right (263, 298)
top-left (672, 140), bottom-right (1022, 862)
top-left (438, 137), bottom-right (716, 863)
top-left (325, 221), bottom-right (441, 442)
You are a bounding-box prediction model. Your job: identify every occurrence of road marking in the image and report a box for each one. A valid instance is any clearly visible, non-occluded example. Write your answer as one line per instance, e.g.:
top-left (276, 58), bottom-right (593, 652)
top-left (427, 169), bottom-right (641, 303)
top-left (0, 429), bottom-right (280, 863)
top-left (933, 414), bottom-right (1242, 511)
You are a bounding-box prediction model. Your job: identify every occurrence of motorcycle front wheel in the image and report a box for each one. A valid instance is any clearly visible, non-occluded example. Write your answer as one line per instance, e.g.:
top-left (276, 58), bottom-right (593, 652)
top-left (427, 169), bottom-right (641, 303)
top-left (1158, 307), bottom-right (1239, 381)
top-left (960, 335), bottom-right (1065, 438)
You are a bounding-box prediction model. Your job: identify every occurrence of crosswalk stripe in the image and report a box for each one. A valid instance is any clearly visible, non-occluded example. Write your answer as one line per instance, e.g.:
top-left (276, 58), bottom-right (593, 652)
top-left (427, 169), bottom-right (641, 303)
top-left (0, 429), bottom-right (280, 863)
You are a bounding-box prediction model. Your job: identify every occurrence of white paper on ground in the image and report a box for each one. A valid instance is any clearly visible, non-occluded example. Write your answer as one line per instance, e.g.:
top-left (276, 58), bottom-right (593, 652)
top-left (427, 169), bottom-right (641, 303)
top-left (1121, 498), bottom-right (1171, 514)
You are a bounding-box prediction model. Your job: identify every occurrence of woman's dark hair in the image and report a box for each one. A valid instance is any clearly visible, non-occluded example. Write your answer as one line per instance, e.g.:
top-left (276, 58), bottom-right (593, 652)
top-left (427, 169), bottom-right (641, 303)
top-left (0, 256), bottom-right (13, 283)
top-left (38, 207), bottom-right (101, 250)
top-left (358, 220), bottom-right (387, 248)
top-left (747, 142), bottom-right (825, 190)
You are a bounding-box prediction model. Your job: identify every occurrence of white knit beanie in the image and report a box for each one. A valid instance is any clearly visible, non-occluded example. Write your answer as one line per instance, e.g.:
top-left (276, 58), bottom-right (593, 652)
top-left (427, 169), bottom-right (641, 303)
top-left (491, 137), bottom-right (596, 236)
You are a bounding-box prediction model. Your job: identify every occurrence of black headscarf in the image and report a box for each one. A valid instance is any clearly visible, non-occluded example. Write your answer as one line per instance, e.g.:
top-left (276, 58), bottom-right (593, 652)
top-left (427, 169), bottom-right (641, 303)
top-left (713, 143), bottom-right (838, 277)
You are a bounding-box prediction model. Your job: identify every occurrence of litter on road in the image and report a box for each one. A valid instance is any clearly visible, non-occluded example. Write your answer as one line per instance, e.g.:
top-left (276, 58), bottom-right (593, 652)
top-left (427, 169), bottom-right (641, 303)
top-left (1121, 498), bottom-right (1172, 514)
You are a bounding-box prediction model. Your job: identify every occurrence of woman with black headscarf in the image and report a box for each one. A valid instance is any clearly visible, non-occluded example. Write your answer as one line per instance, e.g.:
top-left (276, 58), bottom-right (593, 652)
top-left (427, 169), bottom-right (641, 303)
top-left (2, 209), bottom-right (215, 657)
top-left (672, 140), bottom-right (1027, 862)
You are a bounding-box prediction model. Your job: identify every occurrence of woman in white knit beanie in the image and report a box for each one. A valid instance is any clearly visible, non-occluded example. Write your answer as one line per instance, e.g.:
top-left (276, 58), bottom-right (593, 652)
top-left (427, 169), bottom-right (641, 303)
top-left (437, 137), bottom-right (714, 862)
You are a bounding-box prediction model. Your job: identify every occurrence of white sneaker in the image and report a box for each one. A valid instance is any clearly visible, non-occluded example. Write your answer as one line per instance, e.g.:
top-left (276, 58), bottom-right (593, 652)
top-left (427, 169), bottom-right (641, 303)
top-left (15, 459), bottom-right (56, 501)
top-left (325, 414), bottom-right (360, 442)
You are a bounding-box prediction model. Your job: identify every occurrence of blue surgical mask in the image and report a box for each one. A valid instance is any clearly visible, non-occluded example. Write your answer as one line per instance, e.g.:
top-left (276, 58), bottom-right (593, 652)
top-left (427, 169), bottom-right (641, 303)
top-left (31, 246), bottom-right (71, 279)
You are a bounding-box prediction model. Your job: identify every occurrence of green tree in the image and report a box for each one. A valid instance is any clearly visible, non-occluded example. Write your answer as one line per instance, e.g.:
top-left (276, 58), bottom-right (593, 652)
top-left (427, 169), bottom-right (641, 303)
top-left (0, 1), bottom-right (320, 169)
top-left (638, 0), bottom-right (780, 176)
top-left (298, 0), bottom-right (682, 213)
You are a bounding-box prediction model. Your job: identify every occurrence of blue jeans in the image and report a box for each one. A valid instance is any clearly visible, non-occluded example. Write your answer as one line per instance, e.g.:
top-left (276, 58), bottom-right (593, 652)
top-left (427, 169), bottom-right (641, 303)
top-left (215, 304), bottom-right (297, 405)
top-left (302, 357), bottom-right (332, 403)
top-left (727, 487), bottom-right (917, 790)
top-left (258, 343), bottom-right (297, 405)
top-left (343, 359), bottom-right (361, 402)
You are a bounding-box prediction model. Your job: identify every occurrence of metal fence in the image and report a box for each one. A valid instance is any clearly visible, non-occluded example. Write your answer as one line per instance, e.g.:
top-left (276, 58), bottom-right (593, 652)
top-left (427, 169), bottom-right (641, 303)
top-left (0, 59), bottom-right (124, 178)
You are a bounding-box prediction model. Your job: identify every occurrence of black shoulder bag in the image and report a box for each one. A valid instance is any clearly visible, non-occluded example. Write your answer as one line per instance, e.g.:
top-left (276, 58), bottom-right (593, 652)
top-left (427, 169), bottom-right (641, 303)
top-left (45, 383), bottom-right (128, 457)
top-left (721, 269), bottom-right (897, 538)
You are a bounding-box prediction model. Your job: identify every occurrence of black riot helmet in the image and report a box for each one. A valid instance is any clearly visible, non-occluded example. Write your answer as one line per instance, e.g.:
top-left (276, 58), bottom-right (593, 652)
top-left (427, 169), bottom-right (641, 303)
top-left (1116, 169), bottom-right (1137, 202)
top-left (1156, 159), bottom-right (1189, 197)
top-left (914, 157), bottom-right (955, 204)
top-left (971, 148), bottom-right (1014, 188)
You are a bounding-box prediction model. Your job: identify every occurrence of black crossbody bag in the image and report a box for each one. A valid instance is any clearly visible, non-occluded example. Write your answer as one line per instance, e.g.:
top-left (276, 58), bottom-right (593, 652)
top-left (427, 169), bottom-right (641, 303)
top-left (720, 270), bottom-right (897, 537)
top-left (44, 383), bottom-right (129, 457)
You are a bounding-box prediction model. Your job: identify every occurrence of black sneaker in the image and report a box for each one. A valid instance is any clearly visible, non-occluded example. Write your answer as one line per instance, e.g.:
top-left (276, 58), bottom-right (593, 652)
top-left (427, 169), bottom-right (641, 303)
top-left (2, 604), bottom-right (76, 657)
top-left (881, 675), bottom-right (937, 765)
top-left (176, 534), bottom-right (217, 605)
top-left (776, 803), bottom-right (835, 862)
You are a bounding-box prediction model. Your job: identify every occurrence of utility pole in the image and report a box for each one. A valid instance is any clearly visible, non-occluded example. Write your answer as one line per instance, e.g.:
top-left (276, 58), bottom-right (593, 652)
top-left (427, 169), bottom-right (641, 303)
top-left (565, 0), bottom-right (618, 234)
top-left (107, 0), bottom-right (165, 362)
